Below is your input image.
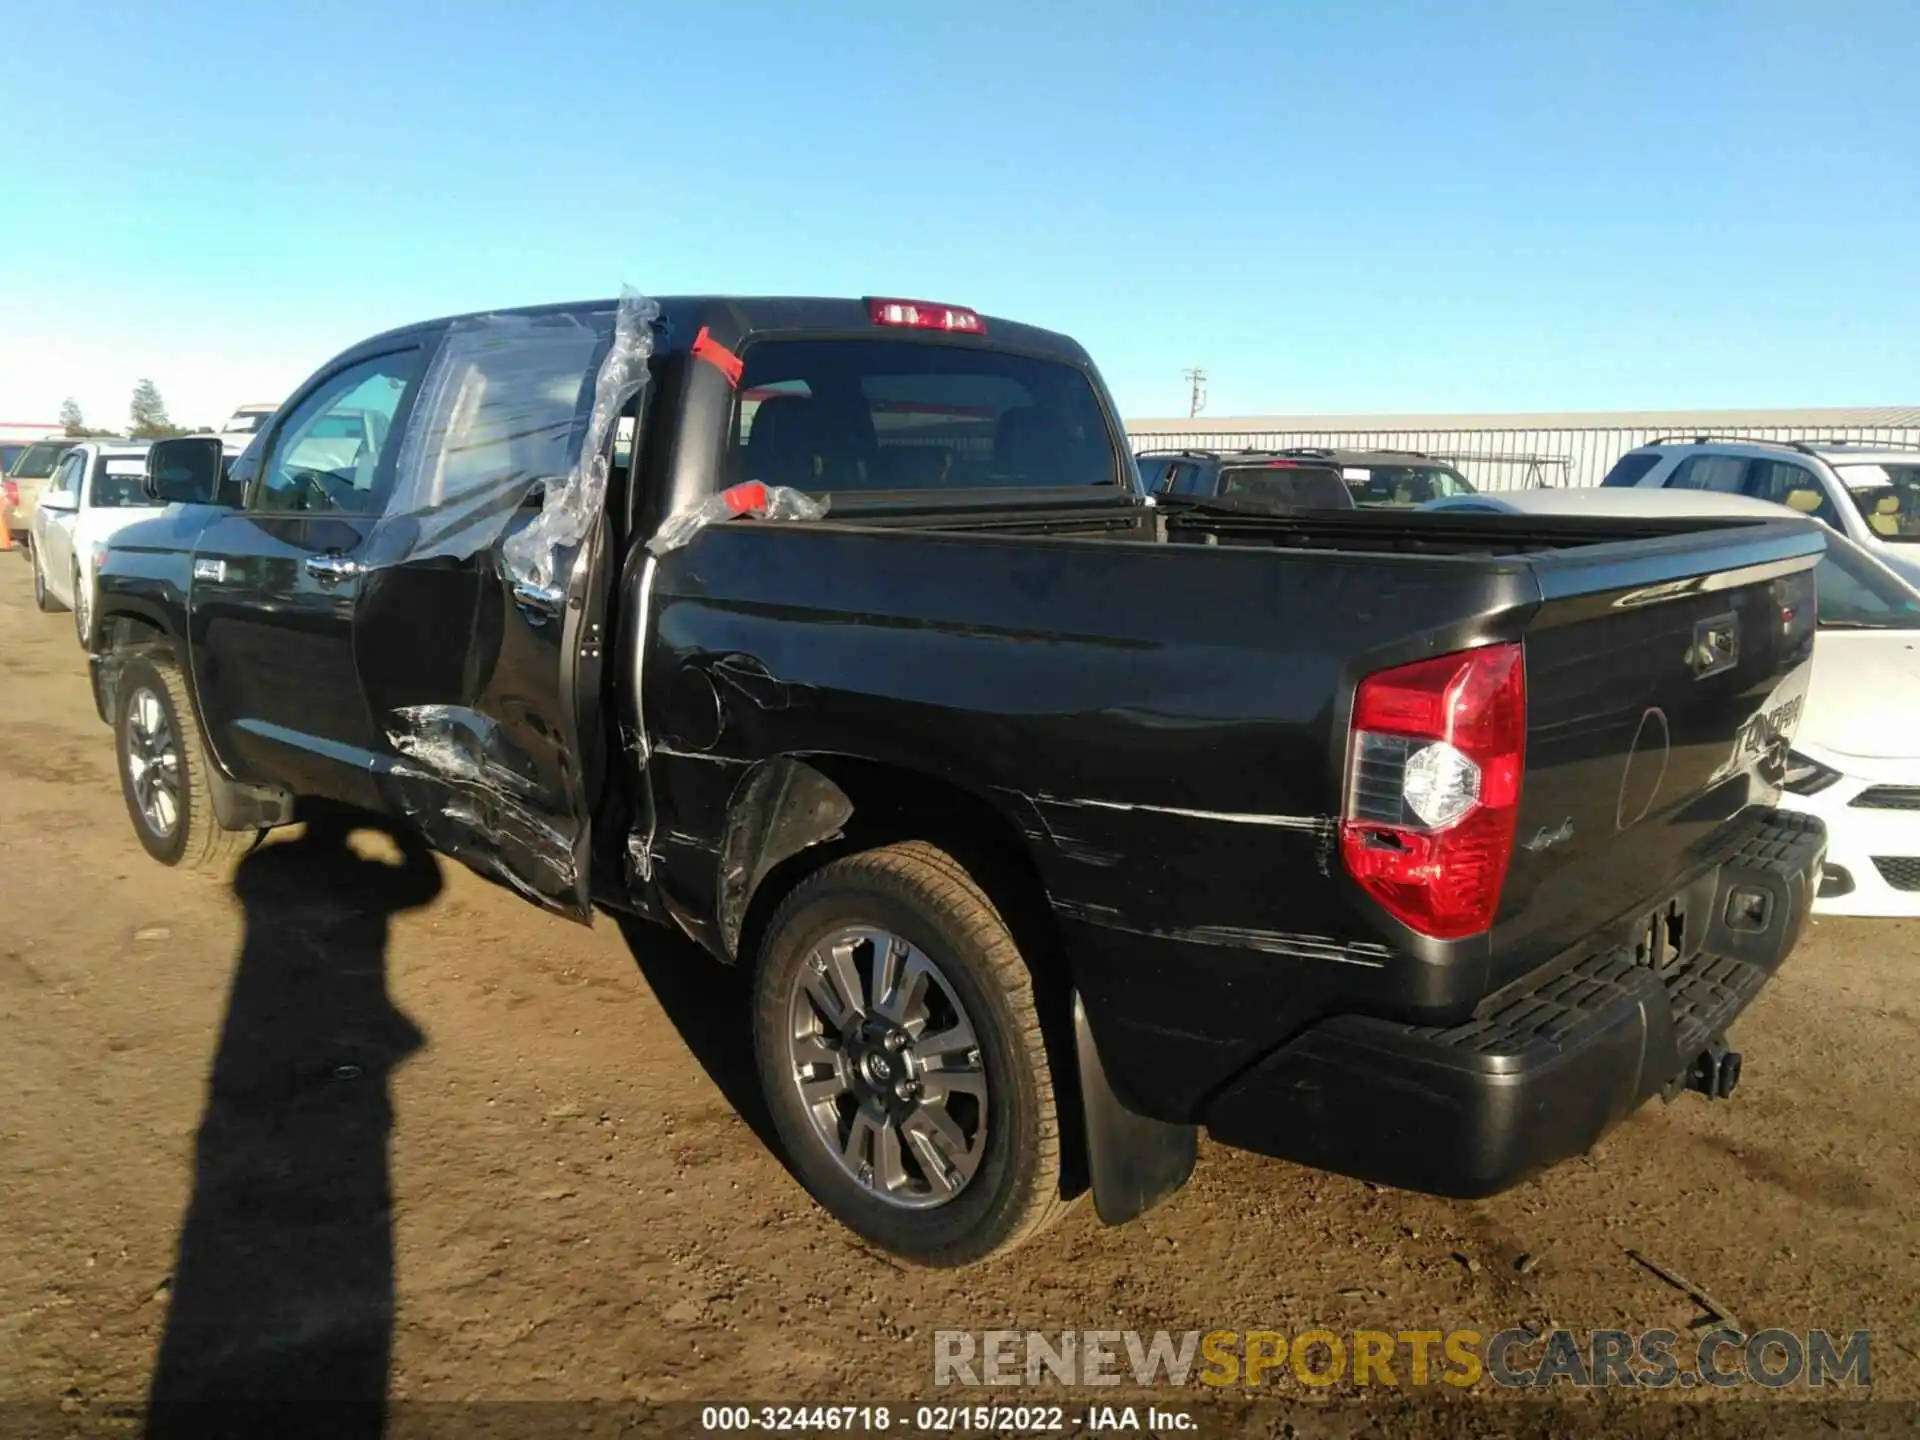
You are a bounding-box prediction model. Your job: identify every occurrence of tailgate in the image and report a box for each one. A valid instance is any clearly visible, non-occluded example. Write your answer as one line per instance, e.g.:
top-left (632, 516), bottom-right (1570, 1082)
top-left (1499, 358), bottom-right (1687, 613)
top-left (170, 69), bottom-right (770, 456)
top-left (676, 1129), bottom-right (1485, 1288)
top-left (1494, 525), bottom-right (1822, 972)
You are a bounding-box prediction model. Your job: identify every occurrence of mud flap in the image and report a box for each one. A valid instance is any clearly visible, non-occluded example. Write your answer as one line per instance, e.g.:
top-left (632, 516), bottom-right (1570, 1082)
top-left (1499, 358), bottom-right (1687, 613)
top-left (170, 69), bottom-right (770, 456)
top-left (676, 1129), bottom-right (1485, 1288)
top-left (1074, 993), bottom-right (1197, 1225)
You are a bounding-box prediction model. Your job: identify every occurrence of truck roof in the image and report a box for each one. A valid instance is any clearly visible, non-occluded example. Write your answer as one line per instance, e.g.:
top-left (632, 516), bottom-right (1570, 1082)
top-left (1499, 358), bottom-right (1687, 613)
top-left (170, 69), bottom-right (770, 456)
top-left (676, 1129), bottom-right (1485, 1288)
top-left (344, 296), bottom-right (1094, 367)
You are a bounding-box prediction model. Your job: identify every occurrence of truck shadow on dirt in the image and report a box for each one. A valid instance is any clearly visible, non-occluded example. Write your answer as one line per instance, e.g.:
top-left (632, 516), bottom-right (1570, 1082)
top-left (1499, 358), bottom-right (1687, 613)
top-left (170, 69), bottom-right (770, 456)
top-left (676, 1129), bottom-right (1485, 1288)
top-left (613, 916), bottom-right (784, 1160)
top-left (145, 819), bottom-right (440, 1440)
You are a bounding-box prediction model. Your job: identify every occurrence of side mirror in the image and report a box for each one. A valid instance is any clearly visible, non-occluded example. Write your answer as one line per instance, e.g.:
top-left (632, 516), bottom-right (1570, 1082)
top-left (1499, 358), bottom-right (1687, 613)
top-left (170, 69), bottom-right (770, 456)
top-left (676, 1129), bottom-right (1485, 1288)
top-left (39, 488), bottom-right (77, 513)
top-left (144, 436), bottom-right (230, 506)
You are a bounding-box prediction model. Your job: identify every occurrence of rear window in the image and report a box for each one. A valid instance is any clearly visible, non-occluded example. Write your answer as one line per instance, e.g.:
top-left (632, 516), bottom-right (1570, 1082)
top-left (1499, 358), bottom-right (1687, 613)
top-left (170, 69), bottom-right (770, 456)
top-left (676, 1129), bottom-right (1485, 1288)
top-left (1599, 452), bottom-right (1664, 488)
top-left (1666, 454), bottom-right (1748, 493)
top-left (1836, 463), bottom-right (1920, 544)
top-left (1216, 464), bottom-right (1355, 510)
top-left (222, 411), bottom-right (272, 434)
top-left (729, 340), bottom-right (1118, 494)
top-left (1342, 464), bottom-right (1473, 507)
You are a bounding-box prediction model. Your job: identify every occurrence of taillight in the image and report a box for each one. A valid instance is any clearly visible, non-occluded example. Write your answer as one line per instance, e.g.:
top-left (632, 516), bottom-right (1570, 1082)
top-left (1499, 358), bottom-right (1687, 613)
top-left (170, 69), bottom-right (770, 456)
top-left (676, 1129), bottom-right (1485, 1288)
top-left (865, 297), bottom-right (986, 334)
top-left (2, 480), bottom-right (16, 507)
top-left (1340, 642), bottom-right (1526, 940)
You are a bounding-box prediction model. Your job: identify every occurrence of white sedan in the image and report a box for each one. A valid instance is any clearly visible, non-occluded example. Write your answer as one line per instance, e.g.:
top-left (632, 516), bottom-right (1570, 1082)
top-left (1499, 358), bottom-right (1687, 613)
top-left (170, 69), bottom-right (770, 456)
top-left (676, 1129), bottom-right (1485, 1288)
top-left (1422, 484), bottom-right (1920, 919)
top-left (29, 441), bottom-right (160, 648)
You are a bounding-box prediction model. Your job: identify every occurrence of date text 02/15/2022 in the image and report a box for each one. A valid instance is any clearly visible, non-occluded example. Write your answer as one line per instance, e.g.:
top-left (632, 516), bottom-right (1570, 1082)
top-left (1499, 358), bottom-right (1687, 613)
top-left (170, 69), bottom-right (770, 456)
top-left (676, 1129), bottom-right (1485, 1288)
top-left (698, 1404), bottom-right (1194, 1432)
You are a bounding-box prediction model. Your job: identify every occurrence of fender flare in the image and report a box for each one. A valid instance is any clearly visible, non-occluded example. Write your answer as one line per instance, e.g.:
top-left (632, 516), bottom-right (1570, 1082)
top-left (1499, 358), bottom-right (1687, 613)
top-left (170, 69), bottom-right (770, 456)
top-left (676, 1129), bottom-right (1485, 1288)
top-left (715, 756), bottom-right (856, 961)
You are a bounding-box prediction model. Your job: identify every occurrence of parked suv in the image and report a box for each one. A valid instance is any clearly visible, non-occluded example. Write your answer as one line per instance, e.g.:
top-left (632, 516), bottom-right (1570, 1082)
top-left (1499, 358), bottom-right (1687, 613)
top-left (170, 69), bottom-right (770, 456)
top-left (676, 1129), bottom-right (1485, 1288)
top-left (1600, 437), bottom-right (1920, 588)
top-left (4, 437), bottom-right (82, 547)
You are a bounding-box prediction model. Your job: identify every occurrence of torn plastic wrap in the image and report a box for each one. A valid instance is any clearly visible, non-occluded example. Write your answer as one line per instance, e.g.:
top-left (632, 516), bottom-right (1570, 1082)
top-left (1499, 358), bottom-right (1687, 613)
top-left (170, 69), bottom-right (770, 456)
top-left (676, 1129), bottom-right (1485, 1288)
top-left (384, 703), bottom-right (577, 904)
top-left (502, 286), bottom-right (659, 590)
top-left (647, 481), bottom-right (830, 557)
top-left (379, 286), bottom-right (659, 579)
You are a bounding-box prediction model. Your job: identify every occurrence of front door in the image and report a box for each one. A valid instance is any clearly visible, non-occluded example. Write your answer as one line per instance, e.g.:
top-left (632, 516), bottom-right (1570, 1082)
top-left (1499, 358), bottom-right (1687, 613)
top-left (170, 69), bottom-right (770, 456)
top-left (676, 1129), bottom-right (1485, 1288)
top-left (350, 305), bottom-right (639, 920)
top-left (187, 348), bottom-right (424, 809)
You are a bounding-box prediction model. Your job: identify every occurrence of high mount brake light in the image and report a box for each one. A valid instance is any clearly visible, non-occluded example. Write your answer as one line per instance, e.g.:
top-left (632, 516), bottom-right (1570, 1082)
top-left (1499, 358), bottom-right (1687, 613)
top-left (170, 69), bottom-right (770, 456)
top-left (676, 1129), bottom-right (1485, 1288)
top-left (1340, 643), bottom-right (1527, 940)
top-left (865, 298), bottom-right (987, 334)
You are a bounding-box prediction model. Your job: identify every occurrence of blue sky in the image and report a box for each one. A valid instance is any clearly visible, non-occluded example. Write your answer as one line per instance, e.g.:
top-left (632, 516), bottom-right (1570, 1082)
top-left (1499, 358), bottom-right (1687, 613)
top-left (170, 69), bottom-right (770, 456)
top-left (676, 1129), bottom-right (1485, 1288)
top-left (3, 0), bottom-right (1916, 428)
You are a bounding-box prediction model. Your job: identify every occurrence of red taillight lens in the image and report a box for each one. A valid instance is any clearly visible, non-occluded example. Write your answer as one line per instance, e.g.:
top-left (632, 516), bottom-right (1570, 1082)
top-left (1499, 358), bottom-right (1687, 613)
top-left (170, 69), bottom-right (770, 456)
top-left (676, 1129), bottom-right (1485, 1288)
top-left (865, 297), bottom-right (987, 334)
top-left (1340, 643), bottom-right (1526, 940)
top-left (2, 480), bottom-right (17, 507)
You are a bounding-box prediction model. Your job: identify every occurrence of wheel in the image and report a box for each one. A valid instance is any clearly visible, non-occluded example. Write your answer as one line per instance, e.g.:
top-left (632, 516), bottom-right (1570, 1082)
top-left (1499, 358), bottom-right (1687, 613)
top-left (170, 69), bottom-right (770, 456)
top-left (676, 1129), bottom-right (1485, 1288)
top-left (114, 652), bottom-right (258, 871)
top-left (753, 841), bottom-right (1068, 1267)
top-left (31, 545), bottom-right (63, 612)
top-left (72, 563), bottom-right (91, 647)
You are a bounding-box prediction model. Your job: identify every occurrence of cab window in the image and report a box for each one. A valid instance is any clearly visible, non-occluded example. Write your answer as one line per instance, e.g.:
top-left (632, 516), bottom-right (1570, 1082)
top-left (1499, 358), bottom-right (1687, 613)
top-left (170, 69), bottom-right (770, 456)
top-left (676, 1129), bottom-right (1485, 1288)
top-left (253, 353), bottom-right (418, 515)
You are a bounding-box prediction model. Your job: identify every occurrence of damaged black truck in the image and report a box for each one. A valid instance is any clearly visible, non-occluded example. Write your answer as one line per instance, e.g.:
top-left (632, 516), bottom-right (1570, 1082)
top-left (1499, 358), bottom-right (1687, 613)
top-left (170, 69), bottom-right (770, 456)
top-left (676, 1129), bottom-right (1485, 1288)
top-left (90, 293), bottom-right (1826, 1266)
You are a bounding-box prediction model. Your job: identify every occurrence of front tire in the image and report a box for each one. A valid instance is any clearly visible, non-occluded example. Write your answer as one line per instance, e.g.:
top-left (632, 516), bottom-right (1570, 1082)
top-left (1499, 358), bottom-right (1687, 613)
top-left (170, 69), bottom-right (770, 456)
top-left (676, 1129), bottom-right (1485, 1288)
top-left (31, 546), bottom-right (62, 612)
top-left (114, 653), bottom-right (258, 872)
top-left (752, 841), bottom-right (1068, 1267)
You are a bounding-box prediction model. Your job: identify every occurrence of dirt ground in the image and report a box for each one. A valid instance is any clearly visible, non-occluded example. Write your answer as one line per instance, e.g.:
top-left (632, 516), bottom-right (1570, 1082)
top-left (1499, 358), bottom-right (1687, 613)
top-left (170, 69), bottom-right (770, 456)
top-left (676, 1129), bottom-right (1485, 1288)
top-left (2, 550), bottom-right (1917, 1437)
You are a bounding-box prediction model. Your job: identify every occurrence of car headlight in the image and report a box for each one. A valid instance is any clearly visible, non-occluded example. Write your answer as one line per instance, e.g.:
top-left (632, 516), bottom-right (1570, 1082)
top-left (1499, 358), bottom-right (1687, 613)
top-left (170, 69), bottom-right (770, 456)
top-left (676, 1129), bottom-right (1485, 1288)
top-left (1782, 749), bottom-right (1841, 796)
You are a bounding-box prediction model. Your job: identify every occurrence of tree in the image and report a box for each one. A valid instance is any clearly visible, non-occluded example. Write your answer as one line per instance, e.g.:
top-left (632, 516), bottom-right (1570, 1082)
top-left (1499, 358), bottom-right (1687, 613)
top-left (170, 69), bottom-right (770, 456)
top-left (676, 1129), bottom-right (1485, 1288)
top-left (59, 397), bottom-right (87, 437)
top-left (129, 379), bottom-right (182, 439)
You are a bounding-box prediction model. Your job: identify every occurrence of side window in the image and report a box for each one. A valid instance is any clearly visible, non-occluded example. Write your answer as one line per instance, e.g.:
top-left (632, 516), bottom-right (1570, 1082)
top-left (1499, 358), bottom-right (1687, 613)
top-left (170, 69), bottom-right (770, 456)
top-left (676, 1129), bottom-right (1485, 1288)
top-left (1599, 452), bottom-right (1665, 488)
top-left (252, 352), bottom-right (418, 515)
top-left (1744, 460), bottom-right (1842, 528)
top-left (1666, 454), bottom-right (1749, 494)
top-left (50, 453), bottom-right (83, 500)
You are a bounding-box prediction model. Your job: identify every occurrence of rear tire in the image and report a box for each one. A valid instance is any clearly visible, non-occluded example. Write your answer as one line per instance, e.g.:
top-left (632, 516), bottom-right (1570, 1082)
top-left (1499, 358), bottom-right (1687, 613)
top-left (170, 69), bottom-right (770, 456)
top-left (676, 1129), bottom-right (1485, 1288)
top-left (113, 652), bottom-right (259, 872)
top-left (752, 841), bottom-right (1069, 1267)
top-left (31, 546), bottom-right (62, 612)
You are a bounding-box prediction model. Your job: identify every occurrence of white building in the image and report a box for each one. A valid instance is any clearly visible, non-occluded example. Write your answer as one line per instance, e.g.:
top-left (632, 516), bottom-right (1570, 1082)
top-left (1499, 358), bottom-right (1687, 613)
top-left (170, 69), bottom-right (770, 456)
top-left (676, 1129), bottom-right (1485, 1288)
top-left (1124, 406), bottom-right (1920, 492)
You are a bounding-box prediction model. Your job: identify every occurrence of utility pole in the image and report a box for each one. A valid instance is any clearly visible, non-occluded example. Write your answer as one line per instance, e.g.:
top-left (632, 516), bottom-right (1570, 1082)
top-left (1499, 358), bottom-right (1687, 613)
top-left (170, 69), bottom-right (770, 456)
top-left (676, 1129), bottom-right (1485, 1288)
top-left (1183, 367), bottom-right (1208, 420)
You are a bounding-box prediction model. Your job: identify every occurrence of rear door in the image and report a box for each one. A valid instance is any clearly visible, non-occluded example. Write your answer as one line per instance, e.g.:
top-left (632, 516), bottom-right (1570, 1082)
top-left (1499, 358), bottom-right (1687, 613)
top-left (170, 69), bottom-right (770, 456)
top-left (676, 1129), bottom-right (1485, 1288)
top-left (187, 348), bottom-right (425, 808)
top-left (350, 303), bottom-right (645, 920)
top-left (33, 451), bottom-right (84, 586)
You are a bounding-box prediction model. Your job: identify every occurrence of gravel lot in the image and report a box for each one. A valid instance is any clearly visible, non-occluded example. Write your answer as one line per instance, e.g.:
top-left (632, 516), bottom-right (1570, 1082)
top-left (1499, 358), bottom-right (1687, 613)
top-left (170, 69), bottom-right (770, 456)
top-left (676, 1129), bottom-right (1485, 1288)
top-left (1, 551), bottom-right (1916, 1436)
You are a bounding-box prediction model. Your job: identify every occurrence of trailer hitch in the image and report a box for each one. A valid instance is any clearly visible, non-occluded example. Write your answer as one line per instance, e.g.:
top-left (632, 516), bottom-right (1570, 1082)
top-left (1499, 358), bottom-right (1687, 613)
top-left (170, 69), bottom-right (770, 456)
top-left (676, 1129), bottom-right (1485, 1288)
top-left (1687, 1039), bottom-right (1743, 1100)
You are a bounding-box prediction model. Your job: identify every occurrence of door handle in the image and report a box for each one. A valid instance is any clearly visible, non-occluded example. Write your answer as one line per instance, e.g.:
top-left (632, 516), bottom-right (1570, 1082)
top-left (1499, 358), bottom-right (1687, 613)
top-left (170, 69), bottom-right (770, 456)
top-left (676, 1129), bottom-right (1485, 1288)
top-left (305, 552), bottom-right (363, 584)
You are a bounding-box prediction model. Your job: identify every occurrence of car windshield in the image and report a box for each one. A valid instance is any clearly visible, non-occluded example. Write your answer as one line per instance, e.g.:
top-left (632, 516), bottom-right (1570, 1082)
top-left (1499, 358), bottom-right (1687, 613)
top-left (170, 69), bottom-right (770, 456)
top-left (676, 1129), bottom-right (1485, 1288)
top-left (1816, 533), bottom-right (1920, 629)
top-left (1343, 463), bottom-right (1475, 506)
top-left (7, 441), bottom-right (73, 479)
top-left (729, 339), bottom-right (1119, 494)
top-left (90, 455), bottom-right (155, 509)
top-left (1835, 463), bottom-right (1920, 543)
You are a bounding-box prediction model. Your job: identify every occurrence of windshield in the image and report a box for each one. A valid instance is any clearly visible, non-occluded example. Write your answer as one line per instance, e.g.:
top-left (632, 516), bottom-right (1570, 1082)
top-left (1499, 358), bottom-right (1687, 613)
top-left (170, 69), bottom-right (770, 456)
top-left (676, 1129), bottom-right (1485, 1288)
top-left (91, 455), bottom-right (156, 509)
top-left (1836, 463), bottom-right (1920, 543)
top-left (1343, 463), bottom-right (1475, 507)
top-left (7, 441), bottom-right (75, 480)
top-left (729, 339), bottom-right (1120, 494)
top-left (1816, 534), bottom-right (1920, 629)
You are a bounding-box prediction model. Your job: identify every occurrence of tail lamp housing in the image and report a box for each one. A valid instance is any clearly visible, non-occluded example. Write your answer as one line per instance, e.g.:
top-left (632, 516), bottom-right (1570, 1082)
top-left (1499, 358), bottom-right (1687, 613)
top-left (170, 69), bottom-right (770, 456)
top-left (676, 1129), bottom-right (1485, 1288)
top-left (1340, 642), bottom-right (1527, 940)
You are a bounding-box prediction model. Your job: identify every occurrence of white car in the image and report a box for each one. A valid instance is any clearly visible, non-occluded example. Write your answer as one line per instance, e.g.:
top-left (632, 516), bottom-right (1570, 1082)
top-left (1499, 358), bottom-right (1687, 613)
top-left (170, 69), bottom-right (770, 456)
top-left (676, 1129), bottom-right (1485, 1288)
top-left (29, 441), bottom-right (159, 648)
top-left (1598, 437), bottom-right (1920, 590)
top-left (218, 402), bottom-right (279, 444)
top-left (1422, 484), bottom-right (1920, 919)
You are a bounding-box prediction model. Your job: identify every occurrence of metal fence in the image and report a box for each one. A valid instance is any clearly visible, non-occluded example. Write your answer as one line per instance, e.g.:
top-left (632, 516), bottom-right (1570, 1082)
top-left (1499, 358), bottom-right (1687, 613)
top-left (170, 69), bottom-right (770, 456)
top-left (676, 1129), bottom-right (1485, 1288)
top-left (1127, 423), bottom-right (1920, 493)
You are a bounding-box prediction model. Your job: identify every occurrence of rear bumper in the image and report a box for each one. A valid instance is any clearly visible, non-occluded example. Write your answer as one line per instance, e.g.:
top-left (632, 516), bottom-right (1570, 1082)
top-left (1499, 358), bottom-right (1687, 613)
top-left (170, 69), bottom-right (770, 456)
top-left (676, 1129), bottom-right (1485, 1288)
top-left (1204, 808), bottom-right (1826, 1197)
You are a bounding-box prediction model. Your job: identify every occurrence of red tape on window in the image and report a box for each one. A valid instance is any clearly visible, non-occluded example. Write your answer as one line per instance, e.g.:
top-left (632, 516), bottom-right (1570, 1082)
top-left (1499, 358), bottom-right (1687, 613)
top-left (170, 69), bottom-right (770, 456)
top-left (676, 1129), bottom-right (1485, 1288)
top-left (691, 326), bottom-right (744, 388)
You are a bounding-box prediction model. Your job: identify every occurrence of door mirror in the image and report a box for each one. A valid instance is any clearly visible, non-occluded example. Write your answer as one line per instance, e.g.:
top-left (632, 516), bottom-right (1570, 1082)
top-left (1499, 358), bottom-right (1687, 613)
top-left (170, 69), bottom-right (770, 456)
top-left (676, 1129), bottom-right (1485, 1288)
top-left (38, 487), bottom-right (77, 513)
top-left (144, 437), bottom-right (230, 506)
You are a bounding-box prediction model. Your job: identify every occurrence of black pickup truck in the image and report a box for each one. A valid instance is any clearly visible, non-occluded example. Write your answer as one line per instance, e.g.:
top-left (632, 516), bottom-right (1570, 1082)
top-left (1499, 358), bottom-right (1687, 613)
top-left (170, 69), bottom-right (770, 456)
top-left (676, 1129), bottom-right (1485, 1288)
top-left (90, 293), bottom-right (1826, 1266)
